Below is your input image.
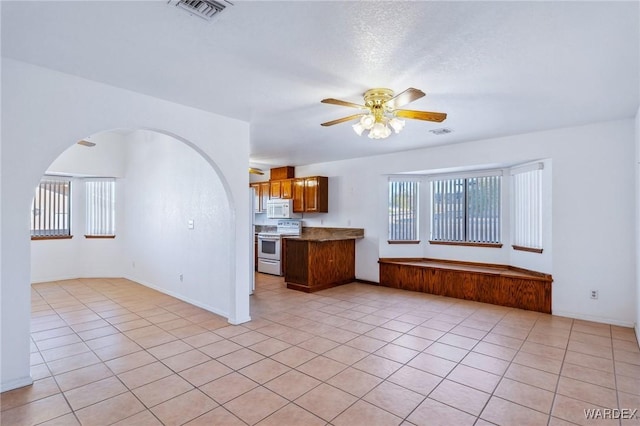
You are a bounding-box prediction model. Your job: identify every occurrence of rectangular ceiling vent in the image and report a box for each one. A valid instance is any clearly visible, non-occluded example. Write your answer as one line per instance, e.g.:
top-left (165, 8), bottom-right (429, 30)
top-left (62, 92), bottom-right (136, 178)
top-left (429, 128), bottom-right (454, 136)
top-left (168, 0), bottom-right (233, 21)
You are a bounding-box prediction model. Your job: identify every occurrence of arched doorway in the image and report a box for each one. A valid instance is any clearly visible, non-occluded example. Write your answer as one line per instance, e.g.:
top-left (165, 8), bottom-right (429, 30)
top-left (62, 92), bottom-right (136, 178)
top-left (2, 59), bottom-right (251, 392)
top-left (31, 129), bottom-right (236, 317)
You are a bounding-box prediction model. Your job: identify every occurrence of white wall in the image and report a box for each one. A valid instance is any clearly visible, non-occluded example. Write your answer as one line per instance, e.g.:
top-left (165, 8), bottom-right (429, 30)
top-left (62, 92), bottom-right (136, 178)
top-left (30, 178), bottom-right (126, 282)
top-left (1, 59), bottom-right (251, 392)
top-left (296, 118), bottom-right (636, 327)
top-left (635, 105), bottom-right (640, 343)
top-left (47, 131), bottom-right (128, 178)
top-left (31, 133), bottom-right (127, 282)
top-left (122, 131), bottom-right (232, 317)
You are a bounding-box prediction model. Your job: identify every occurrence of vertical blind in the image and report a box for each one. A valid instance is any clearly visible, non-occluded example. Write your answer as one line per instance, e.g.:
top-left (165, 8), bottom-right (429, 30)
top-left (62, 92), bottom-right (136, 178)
top-left (431, 175), bottom-right (501, 243)
top-left (85, 179), bottom-right (115, 236)
top-left (31, 178), bottom-right (71, 237)
top-left (431, 178), bottom-right (465, 242)
top-left (388, 179), bottom-right (419, 241)
top-left (512, 165), bottom-right (543, 249)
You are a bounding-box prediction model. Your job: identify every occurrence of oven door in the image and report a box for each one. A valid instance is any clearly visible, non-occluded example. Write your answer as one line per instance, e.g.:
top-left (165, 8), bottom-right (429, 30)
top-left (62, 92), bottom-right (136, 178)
top-left (257, 235), bottom-right (281, 261)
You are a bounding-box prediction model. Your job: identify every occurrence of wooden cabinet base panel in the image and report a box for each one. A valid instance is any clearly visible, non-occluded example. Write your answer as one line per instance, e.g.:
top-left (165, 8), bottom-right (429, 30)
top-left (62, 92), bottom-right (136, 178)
top-left (284, 239), bottom-right (355, 293)
top-left (378, 258), bottom-right (552, 314)
top-left (286, 278), bottom-right (354, 293)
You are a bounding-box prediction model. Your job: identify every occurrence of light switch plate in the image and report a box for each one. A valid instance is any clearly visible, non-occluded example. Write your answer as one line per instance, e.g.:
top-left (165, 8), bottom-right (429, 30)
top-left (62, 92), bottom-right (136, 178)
top-left (188, 219), bottom-right (194, 229)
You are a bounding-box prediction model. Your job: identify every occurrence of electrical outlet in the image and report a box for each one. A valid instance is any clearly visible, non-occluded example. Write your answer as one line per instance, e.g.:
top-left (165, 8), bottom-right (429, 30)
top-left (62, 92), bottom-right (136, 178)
top-left (179, 273), bottom-right (184, 282)
top-left (132, 261), bottom-right (136, 268)
top-left (590, 290), bottom-right (598, 299)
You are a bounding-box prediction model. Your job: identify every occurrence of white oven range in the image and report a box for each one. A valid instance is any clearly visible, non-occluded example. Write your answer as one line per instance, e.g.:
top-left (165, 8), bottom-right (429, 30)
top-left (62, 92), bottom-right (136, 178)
top-left (256, 219), bottom-right (301, 276)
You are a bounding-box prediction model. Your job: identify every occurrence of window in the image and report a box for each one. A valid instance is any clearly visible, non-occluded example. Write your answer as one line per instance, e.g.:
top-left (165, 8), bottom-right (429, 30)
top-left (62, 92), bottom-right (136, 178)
top-left (388, 178), bottom-right (419, 243)
top-left (85, 179), bottom-right (116, 237)
top-left (31, 178), bottom-right (72, 239)
top-left (511, 163), bottom-right (543, 252)
top-left (431, 174), bottom-right (501, 245)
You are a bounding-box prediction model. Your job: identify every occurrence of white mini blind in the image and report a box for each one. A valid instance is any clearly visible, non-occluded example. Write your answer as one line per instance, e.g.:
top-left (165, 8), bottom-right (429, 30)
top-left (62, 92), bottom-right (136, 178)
top-left (512, 164), bottom-right (543, 250)
top-left (388, 179), bottom-right (419, 241)
top-left (85, 179), bottom-right (115, 236)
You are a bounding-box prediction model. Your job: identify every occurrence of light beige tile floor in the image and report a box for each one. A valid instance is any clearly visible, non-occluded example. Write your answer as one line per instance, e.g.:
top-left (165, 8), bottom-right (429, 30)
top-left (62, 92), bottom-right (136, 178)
top-left (2, 274), bottom-right (639, 425)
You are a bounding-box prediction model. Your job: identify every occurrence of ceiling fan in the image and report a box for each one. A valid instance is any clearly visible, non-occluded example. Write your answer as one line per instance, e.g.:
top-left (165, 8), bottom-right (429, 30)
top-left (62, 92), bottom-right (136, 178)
top-left (321, 88), bottom-right (447, 139)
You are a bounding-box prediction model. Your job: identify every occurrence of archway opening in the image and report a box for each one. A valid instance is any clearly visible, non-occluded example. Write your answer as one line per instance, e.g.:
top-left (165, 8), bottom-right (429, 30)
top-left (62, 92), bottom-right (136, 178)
top-left (30, 128), bottom-right (236, 318)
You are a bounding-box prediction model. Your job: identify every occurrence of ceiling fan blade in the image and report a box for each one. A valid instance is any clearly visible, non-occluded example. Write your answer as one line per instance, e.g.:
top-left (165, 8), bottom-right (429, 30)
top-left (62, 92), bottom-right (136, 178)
top-left (249, 167), bottom-right (264, 175)
top-left (321, 113), bottom-right (366, 127)
top-left (321, 98), bottom-right (368, 109)
top-left (77, 140), bottom-right (96, 147)
top-left (386, 88), bottom-right (426, 110)
top-left (395, 109), bottom-right (447, 122)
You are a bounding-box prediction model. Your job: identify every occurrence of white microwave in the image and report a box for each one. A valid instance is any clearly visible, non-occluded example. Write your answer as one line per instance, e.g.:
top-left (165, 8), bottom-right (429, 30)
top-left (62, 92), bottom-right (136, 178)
top-left (266, 199), bottom-right (297, 219)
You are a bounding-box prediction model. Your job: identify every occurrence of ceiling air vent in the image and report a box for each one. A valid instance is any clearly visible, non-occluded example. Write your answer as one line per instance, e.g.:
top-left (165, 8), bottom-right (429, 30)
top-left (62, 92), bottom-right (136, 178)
top-left (168, 0), bottom-right (232, 21)
top-left (429, 128), bottom-right (453, 136)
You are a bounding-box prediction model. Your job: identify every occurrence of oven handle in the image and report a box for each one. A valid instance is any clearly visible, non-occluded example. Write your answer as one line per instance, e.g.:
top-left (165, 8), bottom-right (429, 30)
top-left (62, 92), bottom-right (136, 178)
top-left (258, 236), bottom-right (280, 240)
top-left (259, 259), bottom-right (279, 265)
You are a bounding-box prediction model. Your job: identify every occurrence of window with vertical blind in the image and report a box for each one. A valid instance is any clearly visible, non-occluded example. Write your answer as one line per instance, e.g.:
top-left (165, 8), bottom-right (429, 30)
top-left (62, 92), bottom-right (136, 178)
top-left (388, 178), bottom-right (420, 243)
top-left (431, 174), bottom-right (502, 245)
top-left (31, 178), bottom-right (72, 239)
top-left (511, 163), bottom-right (543, 252)
top-left (85, 179), bottom-right (116, 237)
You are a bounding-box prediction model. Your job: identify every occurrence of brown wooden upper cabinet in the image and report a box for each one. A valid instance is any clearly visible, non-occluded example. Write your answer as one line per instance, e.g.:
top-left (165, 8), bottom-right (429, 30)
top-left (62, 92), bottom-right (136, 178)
top-left (259, 182), bottom-right (270, 211)
top-left (270, 180), bottom-right (281, 199)
top-left (281, 179), bottom-right (293, 199)
top-left (250, 182), bottom-right (271, 212)
top-left (293, 176), bottom-right (328, 213)
top-left (251, 175), bottom-right (326, 213)
top-left (269, 179), bottom-right (293, 199)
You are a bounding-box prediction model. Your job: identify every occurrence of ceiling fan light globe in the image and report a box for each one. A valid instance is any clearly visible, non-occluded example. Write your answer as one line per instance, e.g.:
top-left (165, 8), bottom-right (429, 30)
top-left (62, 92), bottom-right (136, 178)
top-left (352, 122), bottom-right (365, 136)
top-left (389, 118), bottom-right (405, 133)
top-left (368, 122), bottom-right (388, 139)
top-left (360, 114), bottom-right (375, 130)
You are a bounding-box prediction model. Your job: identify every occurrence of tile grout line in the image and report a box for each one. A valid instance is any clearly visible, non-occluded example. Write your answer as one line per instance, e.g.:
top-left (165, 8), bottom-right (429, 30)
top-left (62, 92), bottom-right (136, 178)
top-left (9, 277), bottom-right (640, 426)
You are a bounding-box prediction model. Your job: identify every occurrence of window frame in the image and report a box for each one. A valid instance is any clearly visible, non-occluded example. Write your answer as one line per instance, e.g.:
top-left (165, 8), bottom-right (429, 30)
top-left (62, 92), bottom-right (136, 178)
top-left (429, 171), bottom-right (503, 248)
top-left (85, 178), bottom-right (116, 238)
top-left (30, 177), bottom-right (73, 240)
top-left (511, 162), bottom-right (544, 253)
top-left (387, 177), bottom-right (421, 244)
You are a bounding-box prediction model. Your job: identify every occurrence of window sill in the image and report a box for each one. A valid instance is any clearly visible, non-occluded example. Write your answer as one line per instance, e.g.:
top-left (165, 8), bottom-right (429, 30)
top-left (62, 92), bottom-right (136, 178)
top-left (85, 235), bottom-right (116, 239)
top-left (429, 240), bottom-right (503, 248)
top-left (388, 240), bottom-right (420, 245)
top-left (512, 245), bottom-right (543, 253)
top-left (31, 235), bottom-right (73, 241)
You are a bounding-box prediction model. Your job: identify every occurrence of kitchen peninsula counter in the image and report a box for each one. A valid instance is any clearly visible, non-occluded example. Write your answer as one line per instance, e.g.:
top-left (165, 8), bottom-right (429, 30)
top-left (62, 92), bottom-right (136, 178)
top-left (283, 227), bottom-right (364, 292)
top-left (283, 226), bottom-right (364, 242)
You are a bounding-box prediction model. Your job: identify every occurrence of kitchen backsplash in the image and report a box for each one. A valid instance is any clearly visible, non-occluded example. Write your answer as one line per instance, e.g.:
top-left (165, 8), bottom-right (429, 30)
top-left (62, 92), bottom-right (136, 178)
top-left (254, 224), bottom-right (277, 233)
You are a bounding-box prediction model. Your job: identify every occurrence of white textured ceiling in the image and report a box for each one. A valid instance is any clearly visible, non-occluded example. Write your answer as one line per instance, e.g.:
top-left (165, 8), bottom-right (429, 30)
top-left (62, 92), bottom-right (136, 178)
top-left (2, 1), bottom-right (639, 167)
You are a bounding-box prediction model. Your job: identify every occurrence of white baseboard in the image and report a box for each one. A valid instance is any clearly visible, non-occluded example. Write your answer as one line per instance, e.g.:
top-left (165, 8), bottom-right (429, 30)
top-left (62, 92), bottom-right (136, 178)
top-left (123, 275), bottom-right (230, 320)
top-left (553, 310), bottom-right (635, 328)
top-left (31, 274), bottom-right (122, 284)
top-left (1, 375), bottom-right (33, 392)
top-left (32, 274), bottom-right (240, 325)
top-left (228, 315), bottom-right (252, 325)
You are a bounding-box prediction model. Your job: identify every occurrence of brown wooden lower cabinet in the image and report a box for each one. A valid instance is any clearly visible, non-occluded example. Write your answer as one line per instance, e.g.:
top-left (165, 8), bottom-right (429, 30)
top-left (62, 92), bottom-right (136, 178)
top-left (284, 238), bottom-right (355, 292)
top-left (379, 258), bottom-right (552, 314)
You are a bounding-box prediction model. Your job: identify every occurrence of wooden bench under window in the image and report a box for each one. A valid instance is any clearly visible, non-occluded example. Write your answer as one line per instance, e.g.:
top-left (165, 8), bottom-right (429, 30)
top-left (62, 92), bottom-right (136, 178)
top-left (378, 258), bottom-right (552, 314)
